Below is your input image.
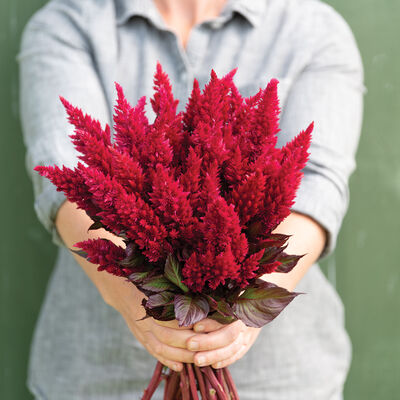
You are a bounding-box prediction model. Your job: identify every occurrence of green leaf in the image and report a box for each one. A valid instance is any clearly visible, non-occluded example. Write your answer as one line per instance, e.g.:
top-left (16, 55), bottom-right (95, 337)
top-left (206, 295), bottom-right (234, 317)
top-left (70, 248), bottom-right (88, 258)
top-left (275, 253), bottom-right (305, 273)
top-left (208, 312), bottom-right (237, 325)
top-left (174, 294), bottom-right (210, 327)
top-left (119, 254), bottom-right (145, 268)
top-left (146, 292), bottom-right (175, 308)
top-left (164, 253), bottom-right (189, 293)
top-left (159, 304), bottom-right (176, 321)
top-left (233, 279), bottom-right (301, 328)
top-left (141, 275), bottom-right (177, 293)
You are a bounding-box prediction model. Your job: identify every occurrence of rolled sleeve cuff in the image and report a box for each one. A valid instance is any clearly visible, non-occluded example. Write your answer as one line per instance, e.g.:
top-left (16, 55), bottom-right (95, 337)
top-left (290, 169), bottom-right (348, 260)
top-left (34, 180), bottom-right (68, 248)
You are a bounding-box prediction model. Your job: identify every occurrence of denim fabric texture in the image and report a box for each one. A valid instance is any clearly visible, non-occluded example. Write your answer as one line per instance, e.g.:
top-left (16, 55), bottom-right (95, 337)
top-left (17, 0), bottom-right (364, 398)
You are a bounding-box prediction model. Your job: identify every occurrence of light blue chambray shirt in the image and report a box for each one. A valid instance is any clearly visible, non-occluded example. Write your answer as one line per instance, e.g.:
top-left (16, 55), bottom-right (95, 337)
top-left (17, 0), bottom-right (364, 399)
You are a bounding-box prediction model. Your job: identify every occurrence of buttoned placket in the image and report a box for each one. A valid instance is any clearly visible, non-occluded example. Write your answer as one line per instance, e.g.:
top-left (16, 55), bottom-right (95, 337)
top-left (142, 3), bottom-right (242, 109)
top-left (115, 0), bottom-right (261, 108)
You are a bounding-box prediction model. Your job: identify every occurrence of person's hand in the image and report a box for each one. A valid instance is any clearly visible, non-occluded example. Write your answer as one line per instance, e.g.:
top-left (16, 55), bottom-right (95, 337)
top-left (105, 280), bottom-right (199, 372)
top-left (187, 318), bottom-right (261, 369)
top-left (124, 315), bottom-right (199, 372)
top-left (89, 267), bottom-right (259, 372)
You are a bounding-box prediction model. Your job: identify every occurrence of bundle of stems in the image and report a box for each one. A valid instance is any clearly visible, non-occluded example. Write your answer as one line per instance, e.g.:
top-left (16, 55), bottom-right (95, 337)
top-left (142, 362), bottom-right (239, 400)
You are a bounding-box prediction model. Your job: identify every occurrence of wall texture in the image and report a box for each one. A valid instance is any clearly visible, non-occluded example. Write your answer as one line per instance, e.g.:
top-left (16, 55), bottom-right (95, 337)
top-left (1, 0), bottom-right (399, 398)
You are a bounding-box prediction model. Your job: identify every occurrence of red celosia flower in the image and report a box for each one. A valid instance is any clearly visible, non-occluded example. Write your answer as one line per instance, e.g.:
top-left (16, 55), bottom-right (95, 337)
top-left (35, 61), bottom-right (312, 318)
top-left (73, 238), bottom-right (127, 276)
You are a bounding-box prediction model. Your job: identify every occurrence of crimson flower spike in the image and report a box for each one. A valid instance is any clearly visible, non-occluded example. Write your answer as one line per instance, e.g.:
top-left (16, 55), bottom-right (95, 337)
top-left (113, 82), bottom-right (149, 159)
top-left (151, 61), bottom-right (179, 117)
top-left (34, 163), bottom-right (99, 217)
top-left (59, 96), bottom-right (114, 175)
top-left (150, 62), bottom-right (184, 167)
top-left (247, 78), bottom-right (281, 160)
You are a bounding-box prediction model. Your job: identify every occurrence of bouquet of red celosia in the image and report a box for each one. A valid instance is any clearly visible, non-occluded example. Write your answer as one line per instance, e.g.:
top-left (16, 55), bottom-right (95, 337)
top-left (35, 63), bottom-right (313, 399)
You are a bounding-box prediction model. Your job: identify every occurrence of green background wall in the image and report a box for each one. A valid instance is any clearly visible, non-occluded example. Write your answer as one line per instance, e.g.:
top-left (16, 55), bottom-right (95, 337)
top-left (1, 0), bottom-right (399, 398)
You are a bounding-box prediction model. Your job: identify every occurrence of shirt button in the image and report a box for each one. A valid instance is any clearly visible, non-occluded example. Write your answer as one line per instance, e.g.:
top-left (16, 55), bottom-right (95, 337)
top-left (211, 21), bottom-right (222, 29)
top-left (181, 71), bottom-right (187, 81)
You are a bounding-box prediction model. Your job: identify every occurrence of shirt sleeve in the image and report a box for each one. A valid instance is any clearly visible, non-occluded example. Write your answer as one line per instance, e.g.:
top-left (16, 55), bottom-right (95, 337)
top-left (17, 3), bottom-right (111, 248)
top-left (276, 3), bottom-right (366, 259)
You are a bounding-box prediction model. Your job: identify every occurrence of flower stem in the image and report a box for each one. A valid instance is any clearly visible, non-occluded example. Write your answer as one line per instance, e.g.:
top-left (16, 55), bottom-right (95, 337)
top-left (187, 363), bottom-right (200, 400)
top-left (194, 365), bottom-right (208, 399)
top-left (205, 377), bottom-right (217, 400)
top-left (223, 368), bottom-right (239, 400)
top-left (164, 370), bottom-right (180, 399)
top-left (202, 366), bottom-right (228, 400)
top-left (142, 361), bottom-right (163, 400)
top-left (217, 369), bottom-right (231, 399)
top-left (180, 364), bottom-right (191, 400)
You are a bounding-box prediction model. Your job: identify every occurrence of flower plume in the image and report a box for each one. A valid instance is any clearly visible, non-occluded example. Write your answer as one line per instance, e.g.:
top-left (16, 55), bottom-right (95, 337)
top-left (35, 62), bottom-right (312, 329)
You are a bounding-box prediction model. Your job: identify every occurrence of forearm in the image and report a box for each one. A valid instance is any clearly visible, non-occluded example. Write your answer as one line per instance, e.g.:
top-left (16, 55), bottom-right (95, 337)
top-left (263, 211), bottom-right (327, 291)
top-left (55, 199), bottom-right (145, 317)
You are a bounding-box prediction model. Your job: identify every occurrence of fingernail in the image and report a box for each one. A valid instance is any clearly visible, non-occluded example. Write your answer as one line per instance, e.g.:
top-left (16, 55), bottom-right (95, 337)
top-left (173, 363), bottom-right (181, 371)
top-left (197, 356), bottom-right (206, 365)
top-left (215, 362), bottom-right (222, 369)
top-left (195, 324), bottom-right (204, 332)
top-left (188, 341), bottom-right (199, 350)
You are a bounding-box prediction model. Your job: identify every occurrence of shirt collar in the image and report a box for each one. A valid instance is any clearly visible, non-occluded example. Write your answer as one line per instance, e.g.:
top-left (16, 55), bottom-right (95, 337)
top-left (115, 0), bottom-right (267, 29)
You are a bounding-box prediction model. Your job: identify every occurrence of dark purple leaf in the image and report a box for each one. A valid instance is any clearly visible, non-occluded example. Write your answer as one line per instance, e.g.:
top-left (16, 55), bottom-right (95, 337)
top-left (125, 242), bottom-right (137, 258)
top-left (275, 253), bottom-right (305, 273)
top-left (248, 233), bottom-right (291, 254)
top-left (146, 292), bottom-right (175, 308)
top-left (87, 220), bottom-right (103, 231)
top-left (262, 233), bottom-right (291, 247)
top-left (246, 220), bottom-right (263, 241)
top-left (127, 269), bottom-right (152, 285)
top-left (174, 294), bottom-right (210, 327)
top-left (164, 253), bottom-right (189, 293)
top-left (142, 300), bottom-right (175, 322)
top-left (259, 245), bottom-right (287, 265)
top-left (119, 244), bottom-right (145, 268)
top-left (233, 279), bottom-right (301, 328)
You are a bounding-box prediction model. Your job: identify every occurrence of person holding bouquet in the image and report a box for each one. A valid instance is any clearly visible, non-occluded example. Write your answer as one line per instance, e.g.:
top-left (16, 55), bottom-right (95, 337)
top-left (18, 0), bottom-right (364, 398)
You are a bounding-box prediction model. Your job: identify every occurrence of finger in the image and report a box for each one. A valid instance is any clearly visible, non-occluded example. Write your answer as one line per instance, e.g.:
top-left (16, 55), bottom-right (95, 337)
top-left (193, 318), bottom-right (225, 333)
top-left (151, 322), bottom-right (197, 349)
top-left (193, 332), bottom-right (244, 367)
top-left (211, 344), bottom-right (248, 369)
top-left (154, 319), bottom-right (194, 330)
top-left (145, 346), bottom-right (183, 372)
top-left (212, 328), bottom-right (261, 368)
top-left (145, 331), bottom-right (195, 364)
top-left (187, 320), bottom-right (244, 351)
